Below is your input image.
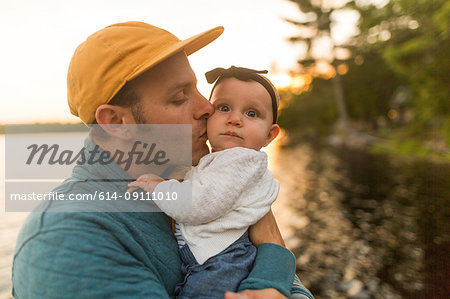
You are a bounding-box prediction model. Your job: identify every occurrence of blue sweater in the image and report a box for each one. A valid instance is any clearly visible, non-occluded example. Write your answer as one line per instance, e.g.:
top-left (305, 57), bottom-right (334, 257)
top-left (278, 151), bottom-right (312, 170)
top-left (12, 139), bottom-right (299, 298)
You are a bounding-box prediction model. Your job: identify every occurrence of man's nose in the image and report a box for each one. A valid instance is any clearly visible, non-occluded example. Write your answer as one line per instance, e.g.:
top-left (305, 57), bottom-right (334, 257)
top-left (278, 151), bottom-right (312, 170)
top-left (193, 91), bottom-right (214, 119)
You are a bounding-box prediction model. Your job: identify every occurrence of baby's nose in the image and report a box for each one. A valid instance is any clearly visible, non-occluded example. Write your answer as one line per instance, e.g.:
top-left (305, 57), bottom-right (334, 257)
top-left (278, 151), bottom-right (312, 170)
top-left (227, 113), bottom-right (242, 126)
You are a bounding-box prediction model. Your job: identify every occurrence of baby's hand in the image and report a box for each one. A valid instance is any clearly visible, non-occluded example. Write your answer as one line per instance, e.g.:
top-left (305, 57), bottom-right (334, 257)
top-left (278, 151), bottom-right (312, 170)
top-left (127, 173), bottom-right (165, 193)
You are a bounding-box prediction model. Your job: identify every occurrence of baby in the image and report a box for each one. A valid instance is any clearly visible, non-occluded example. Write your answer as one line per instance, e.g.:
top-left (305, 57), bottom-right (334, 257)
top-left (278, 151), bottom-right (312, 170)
top-left (128, 66), bottom-right (281, 298)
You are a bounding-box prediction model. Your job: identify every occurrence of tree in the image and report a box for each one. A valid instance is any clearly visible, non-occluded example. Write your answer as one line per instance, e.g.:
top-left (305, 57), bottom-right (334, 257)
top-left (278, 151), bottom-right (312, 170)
top-left (285, 0), bottom-right (353, 133)
top-left (283, 0), bottom-right (449, 147)
top-left (347, 0), bottom-right (450, 141)
top-left (278, 78), bottom-right (338, 138)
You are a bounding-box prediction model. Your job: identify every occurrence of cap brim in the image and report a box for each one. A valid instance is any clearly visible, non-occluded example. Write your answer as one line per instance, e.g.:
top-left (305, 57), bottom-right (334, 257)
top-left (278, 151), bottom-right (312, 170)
top-left (127, 26), bottom-right (224, 81)
top-left (183, 26), bottom-right (224, 55)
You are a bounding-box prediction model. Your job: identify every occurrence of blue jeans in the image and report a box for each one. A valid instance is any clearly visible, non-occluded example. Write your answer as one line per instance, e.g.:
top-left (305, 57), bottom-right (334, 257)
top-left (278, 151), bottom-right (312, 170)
top-left (174, 231), bottom-right (256, 299)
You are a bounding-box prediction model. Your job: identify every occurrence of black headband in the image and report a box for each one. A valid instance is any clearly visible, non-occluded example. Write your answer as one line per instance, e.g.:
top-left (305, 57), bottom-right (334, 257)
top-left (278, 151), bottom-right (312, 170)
top-left (205, 66), bottom-right (279, 124)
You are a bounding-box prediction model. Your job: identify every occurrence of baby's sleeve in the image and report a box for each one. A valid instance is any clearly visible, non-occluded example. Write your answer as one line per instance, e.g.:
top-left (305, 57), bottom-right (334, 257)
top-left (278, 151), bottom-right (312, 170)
top-left (153, 148), bottom-right (267, 225)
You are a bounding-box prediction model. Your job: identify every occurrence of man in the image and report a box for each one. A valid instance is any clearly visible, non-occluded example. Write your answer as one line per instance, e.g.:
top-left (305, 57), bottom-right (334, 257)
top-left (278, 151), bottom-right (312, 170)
top-left (12, 21), bottom-right (313, 298)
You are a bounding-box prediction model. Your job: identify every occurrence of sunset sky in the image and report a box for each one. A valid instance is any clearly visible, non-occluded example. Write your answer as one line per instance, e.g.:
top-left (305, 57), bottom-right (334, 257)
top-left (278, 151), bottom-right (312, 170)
top-left (0, 0), bottom-right (359, 124)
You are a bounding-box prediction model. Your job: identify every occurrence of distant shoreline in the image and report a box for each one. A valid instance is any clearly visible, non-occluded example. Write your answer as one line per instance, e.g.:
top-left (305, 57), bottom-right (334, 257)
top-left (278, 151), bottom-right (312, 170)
top-left (0, 123), bottom-right (87, 135)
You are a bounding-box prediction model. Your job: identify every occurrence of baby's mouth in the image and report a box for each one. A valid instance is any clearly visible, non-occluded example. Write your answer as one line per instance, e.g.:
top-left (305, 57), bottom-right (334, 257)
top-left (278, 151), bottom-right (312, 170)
top-left (222, 131), bottom-right (242, 139)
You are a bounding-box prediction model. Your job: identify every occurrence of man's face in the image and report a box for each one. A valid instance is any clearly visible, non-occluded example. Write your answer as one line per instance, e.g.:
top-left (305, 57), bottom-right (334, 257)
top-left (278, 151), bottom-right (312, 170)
top-left (207, 77), bottom-right (277, 152)
top-left (131, 52), bottom-right (213, 165)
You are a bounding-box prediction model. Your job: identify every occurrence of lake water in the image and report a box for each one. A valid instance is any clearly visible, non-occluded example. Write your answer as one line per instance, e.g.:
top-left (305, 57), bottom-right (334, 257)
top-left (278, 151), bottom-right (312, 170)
top-left (0, 135), bottom-right (29, 299)
top-left (1, 135), bottom-right (449, 298)
top-left (272, 142), bottom-right (449, 298)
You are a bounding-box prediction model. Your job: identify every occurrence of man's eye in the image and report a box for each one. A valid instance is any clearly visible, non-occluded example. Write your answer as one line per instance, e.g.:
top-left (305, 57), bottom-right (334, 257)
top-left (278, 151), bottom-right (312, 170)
top-left (171, 90), bottom-right (188, 105)
top-left (218, 105), bottom-right (230, 112)
top-left (172, 93), bottom-right (188, 105)
top-left (173, 98), bottom-right (187, 105)
top-left (246, 110), bottom-right (257, 117)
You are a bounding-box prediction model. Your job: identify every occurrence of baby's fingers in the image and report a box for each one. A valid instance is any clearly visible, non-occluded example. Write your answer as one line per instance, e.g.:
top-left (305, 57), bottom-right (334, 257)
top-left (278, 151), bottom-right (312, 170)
top-left (126, 186), bottom-right (138, 193)
top-left (128, 181), bottom-right (146, 188)
top-left (127, 181), bottom-right (145, 192)
top-left (136, 178), bottom-right (164, 183)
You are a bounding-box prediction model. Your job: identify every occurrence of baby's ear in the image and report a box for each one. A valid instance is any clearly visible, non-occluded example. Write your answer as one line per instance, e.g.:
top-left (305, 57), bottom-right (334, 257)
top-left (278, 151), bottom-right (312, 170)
top-left (263, 124), bottom-right (280, 147)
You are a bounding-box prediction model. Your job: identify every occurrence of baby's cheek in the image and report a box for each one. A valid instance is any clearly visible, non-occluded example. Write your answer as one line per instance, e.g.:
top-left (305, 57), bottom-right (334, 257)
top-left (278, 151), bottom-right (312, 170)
top-left (205, 121), bottom-right (214, 142)
top-left (206, 115), bottom-right (219, 133)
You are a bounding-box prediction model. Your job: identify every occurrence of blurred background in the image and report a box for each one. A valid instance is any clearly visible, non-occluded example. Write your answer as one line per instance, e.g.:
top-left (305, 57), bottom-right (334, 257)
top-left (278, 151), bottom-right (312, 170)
top-left (1, 0), bottom-right (449, 298)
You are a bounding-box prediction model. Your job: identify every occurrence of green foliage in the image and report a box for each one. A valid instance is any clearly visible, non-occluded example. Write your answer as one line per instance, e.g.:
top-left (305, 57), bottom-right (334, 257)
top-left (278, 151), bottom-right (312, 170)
top-left (434, 1), bottom-right (450, 35)
top-left (355, 0), bottom-right (450, 137)
top-left (370, 134), bottom-right (450, 163)
top-left (343, 49), bottom-right (403, 124)
top-left (283, 0), bottom-right (450, 147)
top-left (278, 78), bottom-right (338, 137)
top-left (284, 0), bottom-right (353, 137)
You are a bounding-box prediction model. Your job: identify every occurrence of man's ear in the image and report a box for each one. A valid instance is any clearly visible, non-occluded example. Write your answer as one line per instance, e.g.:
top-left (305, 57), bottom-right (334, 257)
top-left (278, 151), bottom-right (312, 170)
top-left (263, 124), bottom-right (280, 147)
top-left (94, 104), bottom-right (136, 140)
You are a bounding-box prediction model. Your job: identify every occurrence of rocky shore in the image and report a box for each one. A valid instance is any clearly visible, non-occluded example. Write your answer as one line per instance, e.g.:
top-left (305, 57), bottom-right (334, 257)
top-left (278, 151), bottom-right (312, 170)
top-left (271, 143), bottom-right (447, 298)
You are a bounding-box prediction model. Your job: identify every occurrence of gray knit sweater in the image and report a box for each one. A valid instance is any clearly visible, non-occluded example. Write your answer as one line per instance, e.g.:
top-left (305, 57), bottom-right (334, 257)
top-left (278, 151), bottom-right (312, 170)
top-left (154, 146), bottom-right (279, 264)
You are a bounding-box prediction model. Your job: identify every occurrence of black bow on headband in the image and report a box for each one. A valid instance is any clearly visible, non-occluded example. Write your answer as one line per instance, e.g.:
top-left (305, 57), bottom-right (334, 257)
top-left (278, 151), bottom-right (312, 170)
top-left (205, 66), bottom-right (278, 124)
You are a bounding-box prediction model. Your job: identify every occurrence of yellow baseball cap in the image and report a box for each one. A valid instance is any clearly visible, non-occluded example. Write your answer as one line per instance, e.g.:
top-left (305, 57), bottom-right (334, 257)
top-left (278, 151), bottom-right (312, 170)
top-left (67, 21), bottom-right (224, 124)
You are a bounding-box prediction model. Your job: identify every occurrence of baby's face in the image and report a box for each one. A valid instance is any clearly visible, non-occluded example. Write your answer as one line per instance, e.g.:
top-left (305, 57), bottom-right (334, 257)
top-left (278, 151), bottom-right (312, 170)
top-left (207, 77), bottom-right (279, 152)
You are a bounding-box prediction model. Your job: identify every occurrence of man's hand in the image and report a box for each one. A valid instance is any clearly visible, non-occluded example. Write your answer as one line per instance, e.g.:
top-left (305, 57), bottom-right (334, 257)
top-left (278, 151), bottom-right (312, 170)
top-left (225, 289), bottom-right (287, 299)
top-left (249, 209), bottom-right (285, 247)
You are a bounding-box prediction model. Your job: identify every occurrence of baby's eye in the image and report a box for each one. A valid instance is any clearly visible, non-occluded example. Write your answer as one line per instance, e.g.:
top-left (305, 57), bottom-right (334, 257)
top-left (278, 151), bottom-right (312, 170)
top-left (217, 105), bottom-right (230, 112)
top-left (246, 110), bottom-right (257, 118)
